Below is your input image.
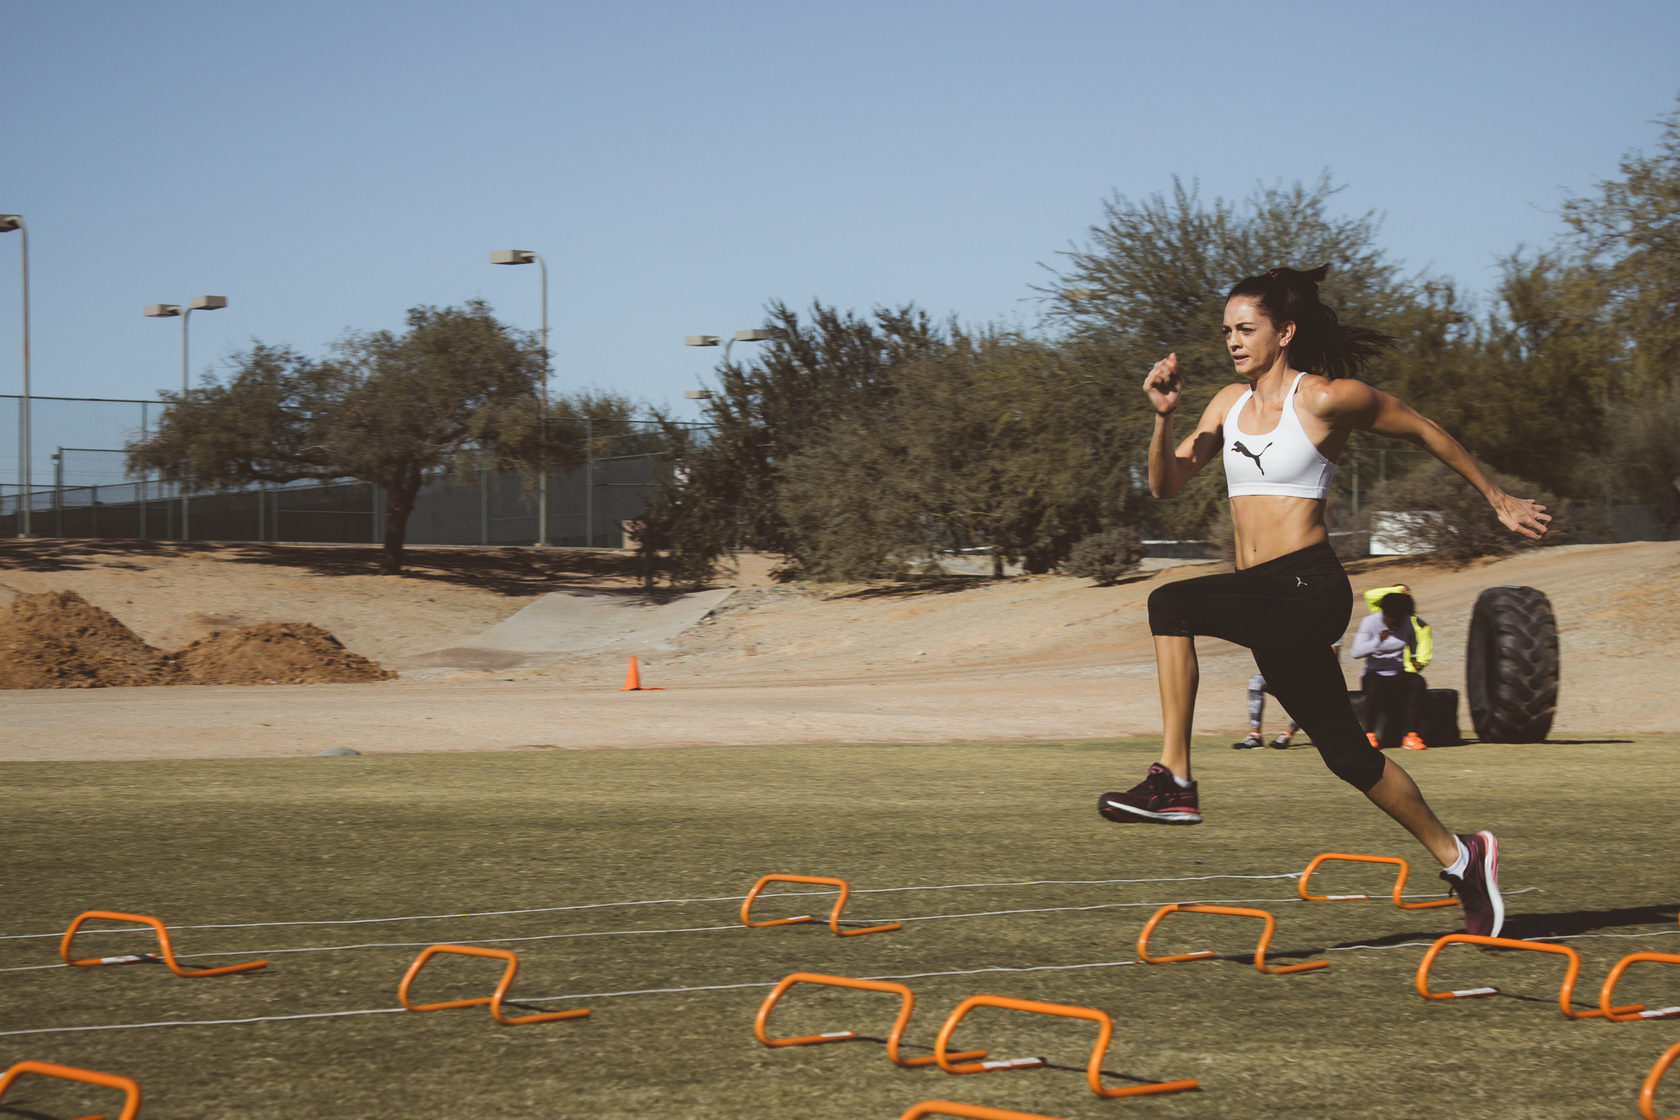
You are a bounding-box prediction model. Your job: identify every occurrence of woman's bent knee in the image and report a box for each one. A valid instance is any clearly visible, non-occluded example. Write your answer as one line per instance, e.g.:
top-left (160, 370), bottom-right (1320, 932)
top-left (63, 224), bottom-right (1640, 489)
top-left (1148, 583), bottom-right (1195, 637)
top-left (1317, 741), bottom-right (1385, 793)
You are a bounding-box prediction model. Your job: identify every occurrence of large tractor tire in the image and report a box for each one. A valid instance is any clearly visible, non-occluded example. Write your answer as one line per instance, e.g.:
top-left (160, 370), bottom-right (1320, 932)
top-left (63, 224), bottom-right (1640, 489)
top-left (1466, 585), bottom-right (1559, 742)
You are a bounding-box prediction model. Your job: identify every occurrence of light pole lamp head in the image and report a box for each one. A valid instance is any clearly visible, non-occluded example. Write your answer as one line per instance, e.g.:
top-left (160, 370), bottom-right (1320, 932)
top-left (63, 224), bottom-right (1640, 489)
top-left (684, 390), bottom-right (714, 400)
top-left (144, 304), bottom-right (183, 318)
top-left (0, 215), bottom-right (21, 233)
top-left (685, 335), bottom-right (721, 347)
top-left (490, 249), bottom-right (537, 266)
top-left (731, 329), bottom-right (772, 343)
top-left (188, 295), bottom-right (228, 311)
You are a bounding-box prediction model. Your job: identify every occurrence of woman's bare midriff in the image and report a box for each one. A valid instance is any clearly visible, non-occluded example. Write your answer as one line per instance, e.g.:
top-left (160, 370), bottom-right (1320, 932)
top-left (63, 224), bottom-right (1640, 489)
top-left (1229, 494), bottom-right (1329, 569)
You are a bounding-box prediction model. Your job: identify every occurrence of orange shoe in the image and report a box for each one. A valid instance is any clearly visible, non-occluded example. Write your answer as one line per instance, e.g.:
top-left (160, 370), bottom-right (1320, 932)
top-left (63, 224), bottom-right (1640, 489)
top-left (1366, 732), bottom-right (1380, 749)
top-left (1401, 732), bottom-right (1428, 751)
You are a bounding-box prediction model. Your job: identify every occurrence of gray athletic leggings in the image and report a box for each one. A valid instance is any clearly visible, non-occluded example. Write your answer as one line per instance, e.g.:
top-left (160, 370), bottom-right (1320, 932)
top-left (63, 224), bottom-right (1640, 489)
top-left (1147, 541), bottom-right (1385, 792)
top-left (1247, 675), bottom-right (1298, 733)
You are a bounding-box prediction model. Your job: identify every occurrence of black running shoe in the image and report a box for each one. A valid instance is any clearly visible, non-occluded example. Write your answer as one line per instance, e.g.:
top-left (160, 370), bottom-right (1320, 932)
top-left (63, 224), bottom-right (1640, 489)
top-left (1439, 830), bottom-right (1503, 937)
top-left (1098, 763), bottom-right (1202, 825)
top-left (1231, 734), bottom-right (1264, 750)
top-left (1268, 734), bottom-right (1293, 749)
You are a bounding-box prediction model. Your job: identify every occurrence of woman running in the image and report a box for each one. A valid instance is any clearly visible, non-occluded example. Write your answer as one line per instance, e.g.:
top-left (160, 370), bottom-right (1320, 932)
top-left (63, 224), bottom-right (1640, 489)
top-left (1097, 265), bottom-right (1551, 938)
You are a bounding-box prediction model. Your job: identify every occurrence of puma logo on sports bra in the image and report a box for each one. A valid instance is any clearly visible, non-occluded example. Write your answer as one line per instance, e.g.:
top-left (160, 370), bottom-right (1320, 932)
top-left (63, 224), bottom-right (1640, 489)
top-left (1222, 371), bottom-right (1334, 500)
top-left (1230, 440), bottom-right (1272, 474)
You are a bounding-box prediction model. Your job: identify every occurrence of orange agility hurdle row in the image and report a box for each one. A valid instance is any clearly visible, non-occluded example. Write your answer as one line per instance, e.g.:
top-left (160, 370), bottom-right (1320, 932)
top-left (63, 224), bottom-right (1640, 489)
top-left (398, 944), bottom-right (590, 1025)
top-left (1298, 852), bottom-right (1458, 910)
top-left (60, 911), bottom-right (266, 978)
top-left (1415, 935), bottom-right (1645, 1020)
top-left (0, 1060), bottom-right (141, 1120)
top-left (1643, 1040), bottom-right (1680, 1120)
top-left (1136, 904), bottom-right (1327, 975)
top-left (898, 1102), bottom-right (1071, 1120)
top-left (741, 874), bottom-right (902, 937)
top-left (754, 973), bottom-right (986, 1069)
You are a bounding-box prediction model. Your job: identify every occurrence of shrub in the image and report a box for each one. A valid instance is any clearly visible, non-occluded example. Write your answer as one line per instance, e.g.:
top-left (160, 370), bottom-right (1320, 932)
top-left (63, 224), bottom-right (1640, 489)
top-left (1358, 461), bottom-right (1563, 567)
top-left (1062, 527), bottom-right (1148, 585)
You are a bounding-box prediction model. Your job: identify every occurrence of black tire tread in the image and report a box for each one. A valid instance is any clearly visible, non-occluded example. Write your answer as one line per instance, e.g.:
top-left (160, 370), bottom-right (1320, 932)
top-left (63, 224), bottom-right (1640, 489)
top-left (1466, 585), bottom-right (1559, 742)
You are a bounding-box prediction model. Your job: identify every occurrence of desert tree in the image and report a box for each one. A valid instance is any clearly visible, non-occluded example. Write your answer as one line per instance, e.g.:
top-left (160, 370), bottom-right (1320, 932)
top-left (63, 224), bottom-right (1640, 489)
top-left (1560, 95), bottom-right (1680, 396)
top-left (633, 300), bottom-right (943, 581)
top-left (128, 300), bottom-right (546, 573)
top-left (774, 329), bottom-right (1145, 579)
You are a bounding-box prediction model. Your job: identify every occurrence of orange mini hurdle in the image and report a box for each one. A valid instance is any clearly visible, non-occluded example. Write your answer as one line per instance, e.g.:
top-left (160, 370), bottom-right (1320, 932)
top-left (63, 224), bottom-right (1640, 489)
top-left (60, 911), bottom-right (266, 978)
top-left (740, 874), bottom-right (902, 938)
top-left (1415, 934), bottom-right (1642, 1020)
top-left (398, 944), bottom-right (590, 1025)
top-left (1136, 904), bottom-right (1327, 975)
top-left (1598, 952), bottom-right (1680, 1022)
top-left (0, 1060), bottom-right (141, 1120)
top-left (898, 1101), bottom-right (1070, 1120)
top-left (1642, 1040), bottom-right (1680, 1120)
top-left (932, 994), bottom-right (1199, 1100)
top-left (754, 972), bottom-right (985, 1068)
top-left (1297, 852), bottom-right (1457, 910)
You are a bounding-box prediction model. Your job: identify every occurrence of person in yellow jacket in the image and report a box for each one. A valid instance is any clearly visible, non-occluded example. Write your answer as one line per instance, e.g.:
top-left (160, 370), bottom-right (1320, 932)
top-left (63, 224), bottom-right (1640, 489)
top-left (1351, 587), bottom-right (1432, 749)
top-left (1363, 584), bottom-right (1433, 672)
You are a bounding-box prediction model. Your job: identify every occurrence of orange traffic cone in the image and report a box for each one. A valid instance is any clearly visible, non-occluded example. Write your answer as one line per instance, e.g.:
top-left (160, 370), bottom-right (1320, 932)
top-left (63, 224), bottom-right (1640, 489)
top-left (619, 656), bottom-right (664, 691)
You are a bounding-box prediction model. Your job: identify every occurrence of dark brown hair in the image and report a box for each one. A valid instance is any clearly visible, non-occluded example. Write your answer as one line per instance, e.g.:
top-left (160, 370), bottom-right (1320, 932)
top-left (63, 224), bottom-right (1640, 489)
top-left (1226, 264), bottom-right (1395, 379)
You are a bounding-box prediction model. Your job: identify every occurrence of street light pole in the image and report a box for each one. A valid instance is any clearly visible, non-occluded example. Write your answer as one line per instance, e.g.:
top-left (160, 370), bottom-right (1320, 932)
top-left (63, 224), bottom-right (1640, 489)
top-left (145, 295), bottom-right (228, 539)
top-left (490, 249), bottom-right (550, 547)
top-left (0, 215), bottom-right (30, 536)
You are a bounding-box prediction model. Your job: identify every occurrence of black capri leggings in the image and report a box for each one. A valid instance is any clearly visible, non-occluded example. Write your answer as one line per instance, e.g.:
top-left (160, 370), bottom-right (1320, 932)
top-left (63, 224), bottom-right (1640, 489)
top-left (1147, 540), bottom-right (1385, 792)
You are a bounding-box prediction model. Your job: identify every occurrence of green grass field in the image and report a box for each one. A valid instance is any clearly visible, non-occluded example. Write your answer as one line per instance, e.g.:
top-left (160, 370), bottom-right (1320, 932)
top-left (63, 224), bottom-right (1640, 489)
top-left (3, 737), bottom-right (1677, 1119)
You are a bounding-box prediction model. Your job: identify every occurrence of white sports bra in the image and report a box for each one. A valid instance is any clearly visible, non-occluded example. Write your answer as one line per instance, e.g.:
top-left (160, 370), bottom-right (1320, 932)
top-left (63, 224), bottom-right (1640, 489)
top-left (1221, 371), bottom-right (1335, 500)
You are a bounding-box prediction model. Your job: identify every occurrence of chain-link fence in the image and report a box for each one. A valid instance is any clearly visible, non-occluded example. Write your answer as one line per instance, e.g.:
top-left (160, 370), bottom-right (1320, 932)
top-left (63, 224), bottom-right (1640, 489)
top-left (0, 394), bottom-right (668, 547)
top-left (0, 456), bottom-right (662, 547)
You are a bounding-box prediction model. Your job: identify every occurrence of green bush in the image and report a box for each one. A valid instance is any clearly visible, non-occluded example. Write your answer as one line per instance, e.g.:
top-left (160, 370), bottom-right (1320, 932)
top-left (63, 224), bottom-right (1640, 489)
top-left (1062, 527), bottom-right (1148, 585)
top-left (1359, 461), bottom-right (1564, 566)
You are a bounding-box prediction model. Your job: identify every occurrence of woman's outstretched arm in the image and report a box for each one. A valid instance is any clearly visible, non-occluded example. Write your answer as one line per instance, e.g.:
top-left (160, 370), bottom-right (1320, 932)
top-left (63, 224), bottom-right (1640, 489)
top-left (1318, 379), bottom-right (1552, 540)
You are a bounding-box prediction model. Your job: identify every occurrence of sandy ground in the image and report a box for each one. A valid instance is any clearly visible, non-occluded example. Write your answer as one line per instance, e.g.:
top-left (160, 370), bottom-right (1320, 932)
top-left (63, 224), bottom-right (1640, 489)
top-left (1, 538), bottom-right (1675, 761)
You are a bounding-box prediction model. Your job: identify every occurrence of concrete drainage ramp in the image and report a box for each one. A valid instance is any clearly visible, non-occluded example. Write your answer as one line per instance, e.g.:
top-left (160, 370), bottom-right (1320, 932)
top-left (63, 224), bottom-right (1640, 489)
top-left (396, 588), bottom-right (734, 672)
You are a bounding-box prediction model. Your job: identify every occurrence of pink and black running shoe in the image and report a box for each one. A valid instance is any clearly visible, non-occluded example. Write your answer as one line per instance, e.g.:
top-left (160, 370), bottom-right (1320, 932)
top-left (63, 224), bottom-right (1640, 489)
top-left (1098, 763), bottom-right (1202, 825)
top-left (1440, 830), bottom-right (1504, 937)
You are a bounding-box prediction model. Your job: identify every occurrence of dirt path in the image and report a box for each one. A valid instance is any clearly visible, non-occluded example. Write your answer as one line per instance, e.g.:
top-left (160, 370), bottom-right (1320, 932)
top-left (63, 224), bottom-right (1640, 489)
top-left (1, 539), bottom-right (1674, 761)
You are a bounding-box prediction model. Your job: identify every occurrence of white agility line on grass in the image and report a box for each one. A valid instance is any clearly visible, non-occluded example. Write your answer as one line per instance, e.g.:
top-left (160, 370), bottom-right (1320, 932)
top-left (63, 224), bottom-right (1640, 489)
top-left (4, 924), bottom-right (1674, 1039)
top-left (0, 872), bottom-right (1304, 942)
top-left (0, 894), bottom-right (1324, 972)
top-left (0, 886), bottom-right (1550, 974)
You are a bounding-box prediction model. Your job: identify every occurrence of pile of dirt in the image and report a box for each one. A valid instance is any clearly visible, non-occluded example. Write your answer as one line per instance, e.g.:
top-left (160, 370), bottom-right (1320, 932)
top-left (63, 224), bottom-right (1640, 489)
top-left (0, 590), bottom-right (177, 688)
top-left (0, 590), bottom-right (392, 689)
top-left (174, 622), bottom-right (394, 685)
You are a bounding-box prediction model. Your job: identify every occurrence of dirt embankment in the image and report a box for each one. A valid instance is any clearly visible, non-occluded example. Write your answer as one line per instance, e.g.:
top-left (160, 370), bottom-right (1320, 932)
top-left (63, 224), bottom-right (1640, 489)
top-left (1, 540), bottom-right (1677, 763)
top-left (0, 590), bottom-right (392, 689)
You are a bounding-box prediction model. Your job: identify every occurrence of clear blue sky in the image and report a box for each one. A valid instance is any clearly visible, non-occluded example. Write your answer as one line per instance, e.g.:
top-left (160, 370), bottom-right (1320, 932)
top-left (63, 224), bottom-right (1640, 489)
top-left (3, 0), bottom-right (1678, 486)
